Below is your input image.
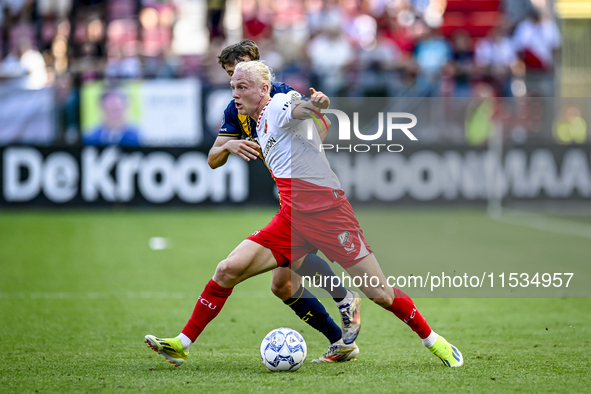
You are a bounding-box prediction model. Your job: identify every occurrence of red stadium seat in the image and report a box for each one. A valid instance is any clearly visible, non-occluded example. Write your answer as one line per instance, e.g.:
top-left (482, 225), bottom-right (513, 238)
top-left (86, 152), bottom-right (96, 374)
top-left (442, 0), bottom-right (501, 38)
top-left (445, 0), bottom-right (500, 13)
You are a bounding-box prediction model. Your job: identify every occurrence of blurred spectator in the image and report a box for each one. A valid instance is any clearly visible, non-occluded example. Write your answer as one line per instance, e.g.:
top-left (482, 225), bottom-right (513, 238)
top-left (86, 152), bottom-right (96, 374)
top-left (256, 38), bottom-right (284, 74)
top-left (38, 0), bottom-right (72, 19)
top-left (446, 30), bottom-right (474, 97)
top-left (83, 89), bottom-right (140, 146)
top-left (104, 42), bottom-right (141, 80)
top-left (501, 0), bottom-right (534, 29)
top-left (272, 0), bottom-right (308, 68)
top-left (143, 50), bottom-right (176, 79)
top-left (512, 9), bottom-right (561, 96)
top-left (7, 39), bottom-right (48, 89)
top-left (380, 11), bottom-right (417, 58)
top-left (207, 0), bottom-right (226, 41)
top-left (306, 14), bottom-right (353, 96)
top-left (474, 25), bottom-right (517, 96)
top-left (306, 0), bottom-right (341, 37)
top-left (0, 48), bottom-right (23, 85)
top-left (413, 26), bottom-right (451, 96)
top-left (355, 26), bottom-right (405, 97)
top-left (415, 26), bottom-right (451, 77)
top-left (243, 0), bottom-right (273, 40)
top-left (70, 41), bottom-right (102, 82)
top-left (200, 37), bottom-right (232, 86)
top-left (347, 13), bottom-right (377, 50)
top-left (2, 0), bottom-right (35, 23)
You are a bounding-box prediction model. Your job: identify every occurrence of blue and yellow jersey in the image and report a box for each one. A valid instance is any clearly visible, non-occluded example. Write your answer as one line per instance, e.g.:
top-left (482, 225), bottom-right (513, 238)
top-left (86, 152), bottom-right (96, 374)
top-left (218, 82), bottom-right (296, 143)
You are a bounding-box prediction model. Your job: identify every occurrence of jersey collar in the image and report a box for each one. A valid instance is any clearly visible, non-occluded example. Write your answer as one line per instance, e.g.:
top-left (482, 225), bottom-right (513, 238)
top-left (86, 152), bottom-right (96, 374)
top-left (256, 97), bottom-right (273, 129)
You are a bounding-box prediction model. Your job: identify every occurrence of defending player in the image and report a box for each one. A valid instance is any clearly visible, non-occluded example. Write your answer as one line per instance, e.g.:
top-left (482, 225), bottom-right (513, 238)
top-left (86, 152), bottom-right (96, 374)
top-left (146, 41), bottom-right (361, 364)
top-left (145, 61), bottom-right (463, 368)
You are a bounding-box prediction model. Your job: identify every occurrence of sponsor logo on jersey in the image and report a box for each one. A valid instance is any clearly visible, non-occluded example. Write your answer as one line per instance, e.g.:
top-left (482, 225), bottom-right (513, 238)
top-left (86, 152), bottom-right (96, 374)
top-left (263, 136), bottom-right (277, 157)
top-left (338, 231), bottom-right (356, 253)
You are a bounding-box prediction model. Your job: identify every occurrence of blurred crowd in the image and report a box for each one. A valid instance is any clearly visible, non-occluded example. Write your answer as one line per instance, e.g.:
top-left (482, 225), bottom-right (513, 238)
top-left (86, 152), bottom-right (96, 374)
top-left (0, 0), bottom-right (567, 145)
top-left (0, 0), bottom-right (562, 95)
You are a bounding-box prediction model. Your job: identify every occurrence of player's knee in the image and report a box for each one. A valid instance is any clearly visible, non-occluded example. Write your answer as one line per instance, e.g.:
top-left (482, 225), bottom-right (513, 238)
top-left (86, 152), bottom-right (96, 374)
top-left (370, 297), bottom-right (394, 308)
top-left (363, 286), bottom-right (394, 307)
top-left (214, 259), bottom-right (241, 287)
top-left (271, 277), bottom-right (292, 301)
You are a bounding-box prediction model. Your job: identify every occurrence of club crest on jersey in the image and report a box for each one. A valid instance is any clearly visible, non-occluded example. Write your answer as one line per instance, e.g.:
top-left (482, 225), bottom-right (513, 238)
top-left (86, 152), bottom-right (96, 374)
top-left (338, 231), bottom-right (355, 253)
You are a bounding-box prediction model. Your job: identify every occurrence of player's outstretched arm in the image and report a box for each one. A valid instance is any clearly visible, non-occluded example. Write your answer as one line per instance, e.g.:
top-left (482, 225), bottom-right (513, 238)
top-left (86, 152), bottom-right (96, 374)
top-left (292, 88), bottom-right (330, 121)
top-left (292, 88), bottom-right (331, 141)
top-left (316, 115), bottom-right (331, 142)
top-left (208, 135), bottom-right (261, 169)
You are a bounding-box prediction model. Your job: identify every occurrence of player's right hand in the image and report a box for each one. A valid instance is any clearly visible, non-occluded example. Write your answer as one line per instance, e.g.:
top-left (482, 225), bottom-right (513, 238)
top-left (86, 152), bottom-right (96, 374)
top-left (225, 139), bottom-right (261, 161)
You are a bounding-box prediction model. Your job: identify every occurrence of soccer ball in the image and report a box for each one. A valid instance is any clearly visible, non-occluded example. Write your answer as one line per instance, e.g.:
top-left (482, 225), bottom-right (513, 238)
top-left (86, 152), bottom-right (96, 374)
top-left (260, 327), bottom-right (307, 372)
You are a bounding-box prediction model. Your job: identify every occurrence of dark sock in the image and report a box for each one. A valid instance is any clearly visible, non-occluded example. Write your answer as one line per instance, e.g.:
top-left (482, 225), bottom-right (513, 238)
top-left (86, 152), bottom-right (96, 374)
top-left (294, 253), bottom-right (348, 302)
top-left (284, 286), bottom-right (342, 344)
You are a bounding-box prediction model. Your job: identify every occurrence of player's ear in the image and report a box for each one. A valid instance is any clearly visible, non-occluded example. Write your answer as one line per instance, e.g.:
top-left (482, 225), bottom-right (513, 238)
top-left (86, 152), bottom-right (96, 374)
top-left (260, 83), bottom-right (269, 96)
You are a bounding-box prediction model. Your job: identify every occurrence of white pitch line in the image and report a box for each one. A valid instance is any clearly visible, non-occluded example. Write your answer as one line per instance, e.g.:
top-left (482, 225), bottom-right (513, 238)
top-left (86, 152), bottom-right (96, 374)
top-left (493, 208), bottom-right (591, 239)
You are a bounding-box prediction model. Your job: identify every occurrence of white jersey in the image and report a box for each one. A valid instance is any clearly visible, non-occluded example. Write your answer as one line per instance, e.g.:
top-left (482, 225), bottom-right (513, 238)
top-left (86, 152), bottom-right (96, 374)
top-left (254, 92), bottom-right (341, 190)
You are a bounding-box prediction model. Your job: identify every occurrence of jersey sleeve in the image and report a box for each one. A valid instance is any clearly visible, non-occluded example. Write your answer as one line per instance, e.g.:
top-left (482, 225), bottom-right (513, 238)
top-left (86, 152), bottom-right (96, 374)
top-left (270, 92), bottom-right (302, 129)
top-left (218, 101), bottom-right (242, 138)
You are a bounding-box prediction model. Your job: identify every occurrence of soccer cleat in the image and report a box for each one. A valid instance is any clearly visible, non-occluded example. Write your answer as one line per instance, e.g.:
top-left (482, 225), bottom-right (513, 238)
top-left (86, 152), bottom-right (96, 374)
top-left (144, 335), bottom-right (189, 367)
top-left (428, 336), bottom-right (464, 367)
top-left (338, 291), bottom-right (361, 344)
top-left (311, 340), bottom-right (359, 363)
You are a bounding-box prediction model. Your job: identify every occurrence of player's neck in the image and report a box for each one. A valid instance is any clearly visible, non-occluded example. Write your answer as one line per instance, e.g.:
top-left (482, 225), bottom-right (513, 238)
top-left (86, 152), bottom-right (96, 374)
top-left (251, 94), bottom-right (271, 121)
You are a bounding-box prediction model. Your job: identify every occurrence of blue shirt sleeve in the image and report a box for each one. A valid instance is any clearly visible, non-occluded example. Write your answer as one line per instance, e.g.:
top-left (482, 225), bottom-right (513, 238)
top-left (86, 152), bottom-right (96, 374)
top-left (218, 100), bottom-right (242, 138)
top-left (271, 82), bottom-right (297, 95)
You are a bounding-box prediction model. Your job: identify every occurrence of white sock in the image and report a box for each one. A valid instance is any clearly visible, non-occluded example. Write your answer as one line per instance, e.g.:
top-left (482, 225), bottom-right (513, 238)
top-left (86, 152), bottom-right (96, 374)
top-left (422, 330), bottom-right (439, 348)
top-left (176, 333), bottom-right (193, 351)
top-left (336, 290), bottom-right (354, 307)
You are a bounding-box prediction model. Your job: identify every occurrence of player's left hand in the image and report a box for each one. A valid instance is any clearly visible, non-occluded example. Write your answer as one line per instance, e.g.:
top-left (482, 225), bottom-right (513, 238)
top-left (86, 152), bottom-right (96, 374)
top-left (309, 88), bottom-right (330, 110)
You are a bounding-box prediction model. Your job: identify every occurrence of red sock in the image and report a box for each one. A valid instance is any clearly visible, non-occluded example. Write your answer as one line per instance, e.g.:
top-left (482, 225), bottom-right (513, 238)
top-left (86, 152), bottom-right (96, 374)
top-left (385, 288), bottom-right (432, 339)
top-left (182, 279), bottom-right (233, 341)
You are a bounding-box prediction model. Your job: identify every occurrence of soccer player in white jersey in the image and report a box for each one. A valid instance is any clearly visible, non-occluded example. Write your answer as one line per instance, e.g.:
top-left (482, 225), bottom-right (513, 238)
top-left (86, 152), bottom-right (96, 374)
top-left (145, 60), bottom-right (463, 368)
top-left (206, 41), bottom-right (361, 363)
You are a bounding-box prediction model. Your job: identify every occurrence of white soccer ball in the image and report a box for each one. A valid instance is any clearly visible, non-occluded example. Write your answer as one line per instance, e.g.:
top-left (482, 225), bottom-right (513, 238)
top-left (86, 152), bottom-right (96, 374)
top-left (260, 327), bottom-right (307, 372)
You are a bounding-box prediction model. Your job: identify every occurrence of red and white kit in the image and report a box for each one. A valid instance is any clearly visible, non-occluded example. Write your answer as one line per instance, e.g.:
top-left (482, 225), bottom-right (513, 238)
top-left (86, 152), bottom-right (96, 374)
top-left (246, 92), bottom-right (372, 268)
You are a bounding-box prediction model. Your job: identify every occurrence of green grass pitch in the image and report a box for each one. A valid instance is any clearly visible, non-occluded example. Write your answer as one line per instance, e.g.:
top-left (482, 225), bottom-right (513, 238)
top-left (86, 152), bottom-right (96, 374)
top-left (0, 208), bottom-right (590, 393)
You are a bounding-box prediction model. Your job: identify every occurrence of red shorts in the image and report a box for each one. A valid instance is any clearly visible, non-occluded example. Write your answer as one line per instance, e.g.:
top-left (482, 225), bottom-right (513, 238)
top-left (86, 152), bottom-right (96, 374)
top-left (247, 200), bottom-right (372, 269)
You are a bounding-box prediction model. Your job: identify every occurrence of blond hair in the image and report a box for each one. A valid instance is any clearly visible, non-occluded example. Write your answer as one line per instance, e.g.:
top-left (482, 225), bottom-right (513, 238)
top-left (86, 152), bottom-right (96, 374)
top-left (233, 60), bottom-right (274, 87)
